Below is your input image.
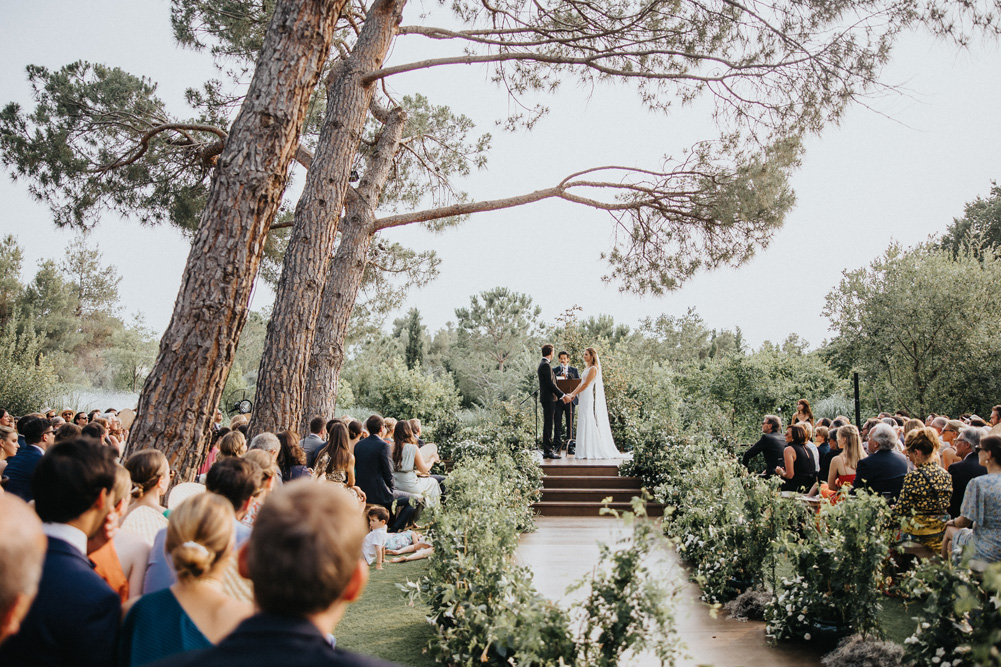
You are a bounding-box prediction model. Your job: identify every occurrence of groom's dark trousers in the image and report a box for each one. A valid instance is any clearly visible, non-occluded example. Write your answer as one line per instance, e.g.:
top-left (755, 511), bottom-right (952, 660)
top-left (537, 357), bottom-right (564, 456)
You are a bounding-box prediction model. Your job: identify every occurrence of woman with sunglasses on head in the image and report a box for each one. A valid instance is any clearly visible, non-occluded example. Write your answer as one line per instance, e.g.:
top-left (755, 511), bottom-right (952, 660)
top-left (122, 449), bottom-right (172, 547)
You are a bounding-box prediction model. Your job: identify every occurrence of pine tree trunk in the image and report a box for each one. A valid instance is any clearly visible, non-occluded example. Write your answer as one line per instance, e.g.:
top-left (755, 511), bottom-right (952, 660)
top-left (127, 0), bottom-right (343, 480)
top-left (250, 0), bottom-right (406, 438)
top-left (300, 105), bottom-right (408, 432)
top-left (301, 215), bottom-right (375, 429)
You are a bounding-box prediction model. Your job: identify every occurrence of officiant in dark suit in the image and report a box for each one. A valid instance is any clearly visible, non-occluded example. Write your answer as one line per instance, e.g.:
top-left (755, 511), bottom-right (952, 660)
top-left (538, 344), bottom-right (567, 460)
top-left (553, 351), bottom-right (580, 455)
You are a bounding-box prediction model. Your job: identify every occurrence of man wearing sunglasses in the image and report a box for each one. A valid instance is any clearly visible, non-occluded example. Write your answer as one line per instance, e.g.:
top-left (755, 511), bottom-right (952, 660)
top-left (4, 417), bottom-right (56, 502)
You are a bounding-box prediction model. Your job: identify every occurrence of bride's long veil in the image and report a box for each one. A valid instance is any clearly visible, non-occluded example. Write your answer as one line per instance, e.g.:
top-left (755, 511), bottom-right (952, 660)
top-left (593, 362), bottom-right (617, 451)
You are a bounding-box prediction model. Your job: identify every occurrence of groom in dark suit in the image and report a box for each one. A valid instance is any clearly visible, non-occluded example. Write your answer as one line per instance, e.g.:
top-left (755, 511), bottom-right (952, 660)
top-left (538, 344), bottom-right (567, 460)
top-left (553, 351), bottom-right (579, 455)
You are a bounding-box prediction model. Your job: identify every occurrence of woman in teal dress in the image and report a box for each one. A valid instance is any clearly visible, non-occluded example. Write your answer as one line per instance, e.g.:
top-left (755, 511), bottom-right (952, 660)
top-left (120, 493), bottom-right (253, 666)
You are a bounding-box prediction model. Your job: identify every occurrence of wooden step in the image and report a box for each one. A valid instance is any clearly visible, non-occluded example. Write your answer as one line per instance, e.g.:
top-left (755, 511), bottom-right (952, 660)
top-left (541, 489), bottom-right (644, 503)
top-left (533, 500), bottom-right (665, 517)
top-left (540, 463), bottom-right (620, 477)
top-left (542, 475), bottom-right (641, 490)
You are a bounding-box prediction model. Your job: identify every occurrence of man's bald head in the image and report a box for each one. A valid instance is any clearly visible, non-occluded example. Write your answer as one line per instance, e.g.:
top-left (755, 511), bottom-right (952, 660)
top-left (0, 495), bottom-right (46, 643)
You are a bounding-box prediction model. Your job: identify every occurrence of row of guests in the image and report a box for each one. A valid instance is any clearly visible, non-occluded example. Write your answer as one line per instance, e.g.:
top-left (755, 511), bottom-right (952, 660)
top-left (0, 437), bottom-right (401, 667)
top-left (0, 412), bottom-right (124, 492)
top-left (743, 410), bottom-right (1001, 565)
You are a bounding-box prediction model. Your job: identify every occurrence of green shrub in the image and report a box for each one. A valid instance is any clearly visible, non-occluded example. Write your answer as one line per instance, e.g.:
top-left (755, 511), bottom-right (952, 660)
top-left (352, 362), bottom-right (461, 424)
top-left (901, 561), bottom-right (1001, 667)
top-left (766, 491), bottom-right (892, 642)
top-left (0, 309), bottom-right (58, 414)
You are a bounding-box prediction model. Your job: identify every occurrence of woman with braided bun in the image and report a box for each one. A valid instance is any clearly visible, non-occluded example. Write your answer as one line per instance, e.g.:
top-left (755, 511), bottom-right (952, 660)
top-left (119, 493), bottom-right (253, 666)
top-left (121, 449), bottom-right (171, 547)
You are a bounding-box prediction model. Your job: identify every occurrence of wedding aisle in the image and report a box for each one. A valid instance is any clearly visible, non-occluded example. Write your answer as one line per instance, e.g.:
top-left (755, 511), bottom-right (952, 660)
top-left (517, 516), bottom-right (824, 667)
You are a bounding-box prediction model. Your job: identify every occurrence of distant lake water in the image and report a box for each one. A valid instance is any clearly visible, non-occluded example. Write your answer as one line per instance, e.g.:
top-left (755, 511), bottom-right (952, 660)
top-left (51, 387), bottom-right (140, 412)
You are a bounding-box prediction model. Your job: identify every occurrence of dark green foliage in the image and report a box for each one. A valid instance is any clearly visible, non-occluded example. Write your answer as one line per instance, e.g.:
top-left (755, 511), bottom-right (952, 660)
top-left (824, 242), bottom-right (1001, 418)
top-left (940, 182), bottom-right (1001, 257)
top-left (766, 492), bottom-right (893, 641)
top-left (0, 62), bottom-right (216, 229)
top-left (900, 561), bottom-right (1001, 667)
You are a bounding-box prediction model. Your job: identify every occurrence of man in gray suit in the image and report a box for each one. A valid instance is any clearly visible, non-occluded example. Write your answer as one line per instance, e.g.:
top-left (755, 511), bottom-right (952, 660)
top-left (300, 416), bottom-right (327, 469)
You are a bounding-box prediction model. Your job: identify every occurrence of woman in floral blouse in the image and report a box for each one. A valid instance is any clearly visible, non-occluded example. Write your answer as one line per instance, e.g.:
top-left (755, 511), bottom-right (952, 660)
top-left (894, 427), bottom-right (952, 551)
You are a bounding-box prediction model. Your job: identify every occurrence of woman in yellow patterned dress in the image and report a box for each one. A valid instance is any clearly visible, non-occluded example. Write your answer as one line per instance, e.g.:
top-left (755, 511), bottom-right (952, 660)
top-left (894, 427), bottom-right (952, 551)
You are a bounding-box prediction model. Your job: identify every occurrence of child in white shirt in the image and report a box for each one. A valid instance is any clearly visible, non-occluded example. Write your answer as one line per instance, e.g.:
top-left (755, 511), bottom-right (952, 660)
top-left (361, 506), bottom-right (389, 570)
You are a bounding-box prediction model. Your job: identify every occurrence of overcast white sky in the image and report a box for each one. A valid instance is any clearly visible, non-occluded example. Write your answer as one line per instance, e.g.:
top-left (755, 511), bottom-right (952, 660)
top-left (2, 1), bottom-right (999, 352)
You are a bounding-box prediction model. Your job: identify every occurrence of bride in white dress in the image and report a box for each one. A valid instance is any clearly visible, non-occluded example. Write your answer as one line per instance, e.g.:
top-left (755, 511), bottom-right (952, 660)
top-left (566, 347), bottom-right (620, 459)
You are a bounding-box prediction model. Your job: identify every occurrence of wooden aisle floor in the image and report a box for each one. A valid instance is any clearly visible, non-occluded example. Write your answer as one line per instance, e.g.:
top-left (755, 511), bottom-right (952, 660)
top-left (517, 516), bottom-right (825, 667)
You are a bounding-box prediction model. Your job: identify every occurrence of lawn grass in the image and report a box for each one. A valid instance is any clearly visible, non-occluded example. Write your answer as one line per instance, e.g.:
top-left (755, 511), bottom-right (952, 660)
top-left (335, 559), bottom-right (437, 666)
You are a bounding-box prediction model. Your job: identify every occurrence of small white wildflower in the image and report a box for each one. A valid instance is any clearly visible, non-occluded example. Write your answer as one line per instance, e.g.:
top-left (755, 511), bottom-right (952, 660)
top-left (936, 648), bottom-right (946, 657)
top-left (797, 615), bottom-right (805, 622)
top-left (932, 657), bottom-right (941, 664)
top-left (803, 633), bottom-right (811, 641)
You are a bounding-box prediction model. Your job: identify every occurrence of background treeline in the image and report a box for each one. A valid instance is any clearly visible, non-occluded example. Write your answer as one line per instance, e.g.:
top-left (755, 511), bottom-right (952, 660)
top-left (3, 184), bottom-right (1000, 442)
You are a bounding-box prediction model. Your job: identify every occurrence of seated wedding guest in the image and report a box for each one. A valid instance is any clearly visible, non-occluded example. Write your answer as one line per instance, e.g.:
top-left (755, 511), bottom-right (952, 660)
top-left (217, 431), bottom-right (248, 462)
top-left (3, 416), bottom-right (55, 502)
top-left (943, 434), bottom-right (1001, 564)
top-left (362, 506), bottom-right (390, 571)
top-left (948, 427), bottom-right (988, 519)
top-left (895, 428), bottom-right (952, 551)
top-left (92, 465), bottom-right (151, 602)
top-left (382, 417), bottom-right (397, 443)
top-left (0, 424), bottom-right (18, 477)
top-left (0, 439), bottom-right (120, 666)
top-left (0, 408), bottom-right (12, 428)
top-left (73, 411), bottom-right (89, 427)
top-left (276, 431), bottom-right (310, 482)
top-left (775, 424), bottom-right (815, 493)
top-left (814, 425), bottom-right (831, 476)
top-left (902, 418), bottom-right (925, 442)
top-left (855, 423), bottom-right (910, 501)
top-left (144, 459), bottom-right (262, 595)
top-left (313, 422), bottom-right (357, 487)
top-left (149, 483), bottom-right (403, 667)
top-left (249, 433), bottom-right (282, 483)
top-left (120, 493), bottom-right (254, 667)
top-left (0, 494), bottom-right (46, 644)
top-left (199, 427), bottom-right (230, 476)
top-left (301, 417), bottom-right (327, 469)
top-left (54, 422), bottom-right (82, 442)
top-left (354, 414), bottom-right (417, 532)
top-left (347, 420), bottom-right (364, 451)
top-left (123, 450), bottom-right (172, 546)
top-left (940, 420), bottom-right (964, 469)
top-left (800, 422), bottom-right (820, 476)
top-left (826, 425), bottom-right (866, 493)
top-left (59, 409), bottom-right (74, 423)
top-left (240, 450), bottom-right (279, 528)
top-left (741, 414), bottom-right (785, 476)
top-left (392, 421), bottom-right (441, 508)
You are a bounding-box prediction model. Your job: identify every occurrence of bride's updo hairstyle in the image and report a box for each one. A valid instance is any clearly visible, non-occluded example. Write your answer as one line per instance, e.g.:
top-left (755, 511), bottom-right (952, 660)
top-left (585, 347), bottom-right (599, 367)
top-left (166, 492), bottom-right (234, 580)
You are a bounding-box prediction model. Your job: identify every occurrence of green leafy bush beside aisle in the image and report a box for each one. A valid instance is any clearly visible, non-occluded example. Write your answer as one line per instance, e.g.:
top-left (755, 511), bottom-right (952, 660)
top-left (765, 492), bottom-right (892, 642)
top-left (901, 560), bottom-right (1001, 667)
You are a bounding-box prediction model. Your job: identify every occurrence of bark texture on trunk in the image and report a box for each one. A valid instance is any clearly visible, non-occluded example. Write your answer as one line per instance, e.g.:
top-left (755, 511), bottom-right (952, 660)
top-left (300, 104), bottom-right (408, 432)
top-left (127, 0), bottom-right (343, 480)
top-left (250, 0), bottom-right (407, 439)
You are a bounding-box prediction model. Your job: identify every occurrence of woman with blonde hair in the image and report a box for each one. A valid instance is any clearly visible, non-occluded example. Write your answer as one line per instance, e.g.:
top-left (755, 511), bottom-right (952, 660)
top-left (119, 493), bottom-right (253, 666)
top-left (121, 450), bottom-right (171, 546)
top-left (826, 425), bottom-right (866, 492)
top-left (0, 424), bottom-right (18, 477)
top-left (239, 449), bottom-right (279, 528)
top-left (895, 427), bottom-right (953, 551)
